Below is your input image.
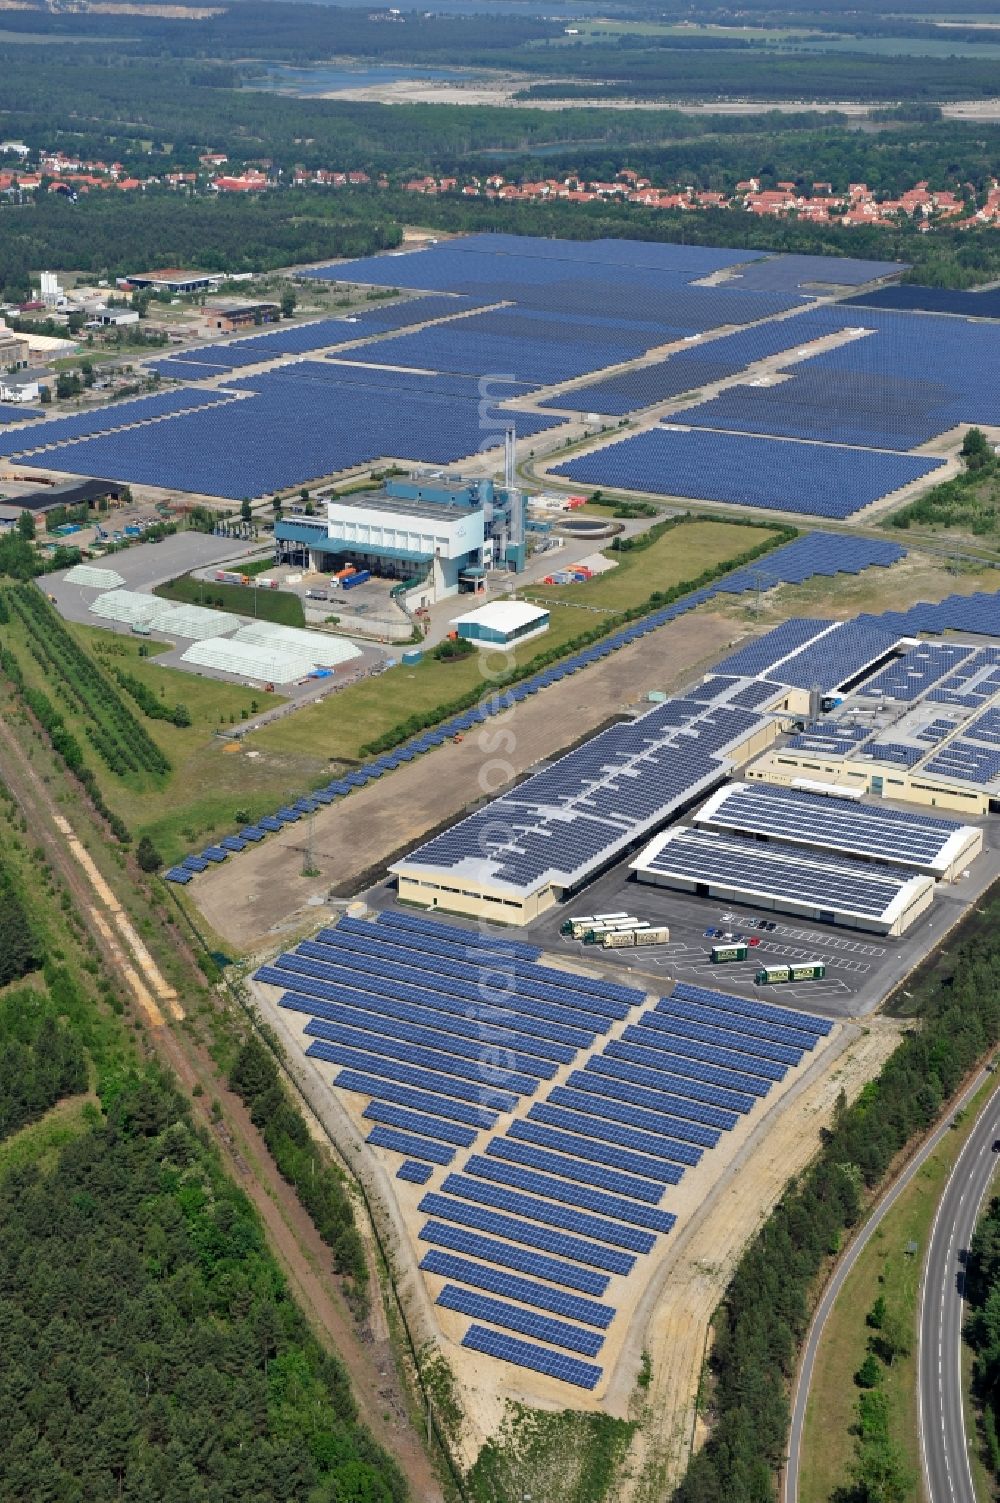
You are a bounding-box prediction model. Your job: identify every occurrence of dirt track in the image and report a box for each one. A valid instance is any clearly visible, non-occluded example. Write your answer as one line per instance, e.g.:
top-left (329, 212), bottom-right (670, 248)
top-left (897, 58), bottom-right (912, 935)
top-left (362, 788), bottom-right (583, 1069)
top-left (192, 607), bottom-right (743, 951)
top-left (0, 708), bottom-right (445, 1503)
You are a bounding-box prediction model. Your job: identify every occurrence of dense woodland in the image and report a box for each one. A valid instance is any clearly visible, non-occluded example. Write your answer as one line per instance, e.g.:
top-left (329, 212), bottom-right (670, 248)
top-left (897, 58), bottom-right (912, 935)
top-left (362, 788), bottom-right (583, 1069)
top-left (0, 858), bottom-right (42, 992)
top-left (0, 1072), bottom-right (406, 1503)
top-left (674, 895), bottom-right (1000, 1503)
top-left (964, 1196), bottom-right (1000, 1479)
top-left (0, 982), bottom-right (87, 1141)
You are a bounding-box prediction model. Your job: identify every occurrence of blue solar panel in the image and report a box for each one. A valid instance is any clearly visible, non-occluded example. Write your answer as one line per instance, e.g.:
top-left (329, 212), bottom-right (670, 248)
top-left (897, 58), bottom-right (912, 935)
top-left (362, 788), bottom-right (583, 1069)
top-left (419, 1249), bottom-right (615, 1328)
top-left (508, 1119), bottom-right (685, 1187)
top-left (364, 1101), bottom-right (478, 1147)
top-left (368, 1125), bottom-right (455, 1166)
top-left (419, 1221), bottom-right (610, 1296)
top-left (464, 1153), bottom-right (675, 1233)
top-left (419, 1192), bottom-right (636, 1275)
top-left (334, 1069), bottom-right (497, 1130)
top-left (671, 981), bottom-right (832, 1038)
top-left (553, 426), bottom-right (944, 520)
top-left (397, 1159), bottom-right (433, 1185)
top-left (303, 1015), bottom-right (539, 1096)
top-left (440, 1172), bottom-right (656, 1254)
top-left (566, 1067), bottom-right (738, 1132)
top-left (305, 1039), bottom-right (517, 1112)
top-left (437, 1284), bottom-right (604, 1357)
top-left (488, 1136), bottom-right (666, 1205)
top-left (462, 1324), bottom-right (602, 1391)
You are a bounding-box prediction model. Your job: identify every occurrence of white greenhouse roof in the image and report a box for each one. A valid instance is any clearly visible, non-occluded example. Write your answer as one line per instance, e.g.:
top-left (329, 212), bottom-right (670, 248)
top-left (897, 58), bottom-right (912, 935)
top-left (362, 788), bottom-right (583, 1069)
top-left (233, 621), bottom-right (361, 665)
top-left (89, 589), bottom-right (243, 640)
top-left (63, 564), bottom-right (125, 590)
top-left (180, 637), bottom-right (319, 684)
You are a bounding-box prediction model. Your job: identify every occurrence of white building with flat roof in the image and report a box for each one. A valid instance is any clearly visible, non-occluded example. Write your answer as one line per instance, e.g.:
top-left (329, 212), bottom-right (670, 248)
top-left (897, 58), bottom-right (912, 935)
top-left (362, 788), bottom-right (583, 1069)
top-left (450, 599), bottom-right (550, 648)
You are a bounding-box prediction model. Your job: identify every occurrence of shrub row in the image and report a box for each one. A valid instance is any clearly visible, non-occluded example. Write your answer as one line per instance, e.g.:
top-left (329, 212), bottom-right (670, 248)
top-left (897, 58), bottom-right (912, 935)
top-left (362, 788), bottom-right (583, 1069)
top-left (113, 668), bottom-right (192, 728)
top-left (0, 645), bottom-right (130, 843)
top-left (8, 586), bottom-right (170, 777)
top-left (230, 1036), bottom-right (368, 1294)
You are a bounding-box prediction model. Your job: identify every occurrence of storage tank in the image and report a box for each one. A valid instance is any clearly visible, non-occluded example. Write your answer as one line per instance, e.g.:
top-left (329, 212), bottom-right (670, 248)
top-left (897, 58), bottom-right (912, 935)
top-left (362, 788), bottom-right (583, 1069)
top-left (402, 648), bottom-right (423, 666)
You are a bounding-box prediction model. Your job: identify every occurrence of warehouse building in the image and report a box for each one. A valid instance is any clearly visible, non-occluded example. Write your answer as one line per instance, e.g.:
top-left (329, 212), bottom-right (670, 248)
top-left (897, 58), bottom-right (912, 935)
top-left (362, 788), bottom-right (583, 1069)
top-left (695, 781), bottom-right (982, 880)
top-left (451, 600), bottom-right (549, 648)
top-left (391, 695), bottom-right (784, 923)
top-left (630, 825), bottom-right (935, 937)
top-left (275, 473), bottom-right (529, 604)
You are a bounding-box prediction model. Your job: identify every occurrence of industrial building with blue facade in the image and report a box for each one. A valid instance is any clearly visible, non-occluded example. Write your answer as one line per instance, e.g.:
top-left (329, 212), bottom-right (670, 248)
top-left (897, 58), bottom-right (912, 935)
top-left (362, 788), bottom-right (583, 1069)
top-left (273, 470), bottom-right (528, 605)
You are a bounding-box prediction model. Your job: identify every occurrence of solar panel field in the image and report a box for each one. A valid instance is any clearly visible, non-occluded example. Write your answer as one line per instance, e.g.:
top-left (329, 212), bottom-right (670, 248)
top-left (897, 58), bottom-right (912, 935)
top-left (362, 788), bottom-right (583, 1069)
top-left (6, 231), bottom-right (982, 519)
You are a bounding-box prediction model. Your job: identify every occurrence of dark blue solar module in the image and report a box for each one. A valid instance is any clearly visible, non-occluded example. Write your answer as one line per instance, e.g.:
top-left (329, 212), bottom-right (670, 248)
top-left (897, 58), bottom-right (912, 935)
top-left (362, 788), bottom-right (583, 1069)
top-left (671, 981), bottom-right (832, 1038)
top-left (164, 866), bottom-right (192, 884)
top-left (302, 1015), bottom-right (540, 1096)
top-left (845, 285), bottom-right (1000, 319)
top-left (461, 1323), bottom-right (602, 1390)
top-left (16, 370), bottom-right (564, 498)
top-left (712, 617), bottom-right (834, 677)
top-left (368, 1125), bottom-right (455, 1165)
top-left (364, 1101), bottom-right (478, 1147)
top-left (726, 253), bottom-right (907, 292)
top-left (552, 426), bottom-right (944, 520)
top-left (508, 1119), bottom-right (685, 1187)
top-left (437, 1284), bottom-right (604, 1357)
top-left (566, 1065), bottom-right (738, 1132)
top-left (0, 386), bottom-right (241, 459)
top-left (488, 1136), bottom-right (666, 1205)
top-left (0, 404), bottom-right (44, 423)
top-left (335, 1069), bottom-right (498, 1130)
top-left (464, 1153), bottom-right (675, 1233)
top-left (439, 1172), bottom-right (656, 1254)
top-left (419, 1220), bottom-right (610, 1296)
top-left (420, 1249), bottom-right (615, 1328)
top-left (419, 1191), bottom-right (636, 1274)
top-left (306, 1039), bottom-right (518, 1112)
top-left (397, 1159), bottom-right (433, 1185)
top-left (716, 534), bottom-right (905, 594)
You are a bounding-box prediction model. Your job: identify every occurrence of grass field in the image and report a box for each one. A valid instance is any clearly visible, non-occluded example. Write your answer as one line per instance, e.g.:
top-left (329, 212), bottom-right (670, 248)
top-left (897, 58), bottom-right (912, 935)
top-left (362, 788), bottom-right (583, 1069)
top-left (154, 572), bottom-right (306, 627)
top-left (799, 1077), bottom-right (996, 1503)
top-left (520, 518), bottom-right (764, 612)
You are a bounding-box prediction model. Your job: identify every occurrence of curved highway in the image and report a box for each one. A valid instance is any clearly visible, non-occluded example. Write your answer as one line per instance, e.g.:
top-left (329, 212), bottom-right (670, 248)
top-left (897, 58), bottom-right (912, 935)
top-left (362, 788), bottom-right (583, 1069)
top-left (785, 1066), bottom-right (995, 1503)
top-left (919, 1077), bottom-right (1000, 1503)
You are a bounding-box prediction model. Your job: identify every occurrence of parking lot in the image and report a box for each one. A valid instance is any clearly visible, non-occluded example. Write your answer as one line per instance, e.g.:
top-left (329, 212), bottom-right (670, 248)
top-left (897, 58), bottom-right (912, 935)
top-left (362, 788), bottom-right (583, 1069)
top-left (523, 826), bottom-right (1000, 1020)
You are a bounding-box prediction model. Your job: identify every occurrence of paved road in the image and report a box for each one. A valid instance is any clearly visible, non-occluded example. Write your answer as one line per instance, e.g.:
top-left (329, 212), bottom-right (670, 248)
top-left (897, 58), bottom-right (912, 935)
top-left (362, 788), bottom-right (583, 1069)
top-left (784, 1066), bottom-right (995, 1503)
top-left (919, 1076), bottom-right (1000, 1503)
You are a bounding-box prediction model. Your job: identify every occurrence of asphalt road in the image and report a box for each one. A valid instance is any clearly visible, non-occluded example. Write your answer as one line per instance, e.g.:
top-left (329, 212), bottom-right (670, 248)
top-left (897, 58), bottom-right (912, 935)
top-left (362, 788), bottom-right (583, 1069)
top-left (784, 1065), bottom-right (995, 1503)
top-left (919, 1076), bottom-right (1000, 1503)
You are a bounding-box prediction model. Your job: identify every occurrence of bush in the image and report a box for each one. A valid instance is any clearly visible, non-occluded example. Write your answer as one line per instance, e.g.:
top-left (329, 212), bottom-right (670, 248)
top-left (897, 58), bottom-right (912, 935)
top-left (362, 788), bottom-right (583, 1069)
top-left (136, 836), bottom-right (162, 873)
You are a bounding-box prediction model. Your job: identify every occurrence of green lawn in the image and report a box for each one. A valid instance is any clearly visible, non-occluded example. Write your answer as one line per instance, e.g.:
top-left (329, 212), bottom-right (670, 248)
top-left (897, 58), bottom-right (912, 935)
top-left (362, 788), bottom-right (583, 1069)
top-left (800, 1078), bottom-right (996, 1503)
top-left (154, 572), bottom-right (306, 627)
top-left (521, 519), bottom-right (770, 612)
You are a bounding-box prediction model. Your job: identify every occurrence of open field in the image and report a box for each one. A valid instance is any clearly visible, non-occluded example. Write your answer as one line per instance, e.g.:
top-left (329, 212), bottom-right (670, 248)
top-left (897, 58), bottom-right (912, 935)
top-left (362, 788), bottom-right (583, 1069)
top-left (519, 518), bottom-right (764, 612)
top-left (799, 1071), bottom-right (1000, 1503)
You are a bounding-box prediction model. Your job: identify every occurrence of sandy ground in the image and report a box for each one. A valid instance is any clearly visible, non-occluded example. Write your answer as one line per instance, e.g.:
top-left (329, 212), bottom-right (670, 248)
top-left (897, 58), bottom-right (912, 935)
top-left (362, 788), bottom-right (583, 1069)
top-left (249, 968), bottom-right (907, 1479)
top-left (190, 608), bottom-right (743, 951)
top-left (620, 1016), bottom-right (908, 1500)
top-left (284, 73), bottom-right (1000, 121)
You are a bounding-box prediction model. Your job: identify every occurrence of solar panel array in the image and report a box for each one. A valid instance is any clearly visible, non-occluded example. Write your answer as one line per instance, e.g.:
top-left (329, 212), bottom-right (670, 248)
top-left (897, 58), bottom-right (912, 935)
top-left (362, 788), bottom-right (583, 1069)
top-left (17, 364), bottom-right (562, 499)
top-left (166, 532), bottom-right (908, 884)
top-left (146, 297), bottom-right (494, 377)
top-left (699, 781), bottom-right (967, 871)
top-left (845, 285), bottom-right (1000, 319)
top-left (0, 386), bottom-right (242, 459)
top-left (553, 425), bottom-right (943, 520)
top-left (254, 903), bottom-right (831, 1389)
top-left (0, 404), bottom-right (43, 423)
top-left (635, 826), bottom-right (922, 923)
